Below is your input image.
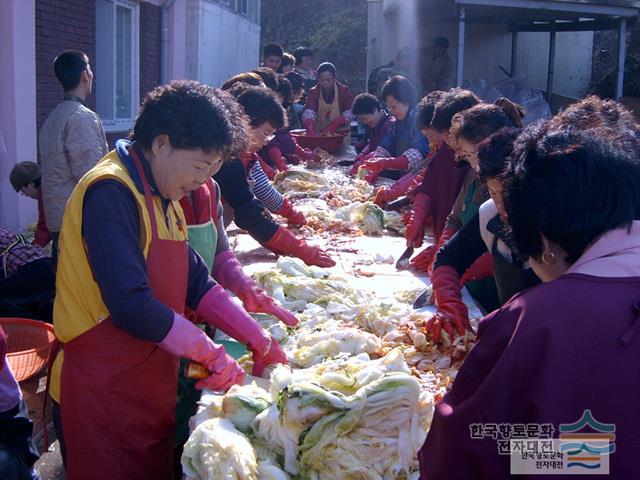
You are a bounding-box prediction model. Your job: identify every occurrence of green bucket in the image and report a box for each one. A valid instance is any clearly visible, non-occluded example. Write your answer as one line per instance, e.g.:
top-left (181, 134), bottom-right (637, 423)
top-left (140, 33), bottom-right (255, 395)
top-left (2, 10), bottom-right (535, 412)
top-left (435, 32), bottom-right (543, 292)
top-left (218, 339), bottom-right (248, 360)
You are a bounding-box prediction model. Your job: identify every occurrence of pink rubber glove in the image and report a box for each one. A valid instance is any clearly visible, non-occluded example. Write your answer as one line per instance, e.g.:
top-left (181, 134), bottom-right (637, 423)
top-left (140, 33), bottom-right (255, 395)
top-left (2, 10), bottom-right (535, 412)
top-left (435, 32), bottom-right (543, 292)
top-left (196, 286), bottom-right (289, 373)
top-left (252, 339), bottom-right (287, 377)
top-left (159, 312), bottom-right (245, 391)
top-left (212, 250), bottom-right (299, 327)
top-left (362, 156), bottom-right (409, 184)
top-left (274, 198), bottom-right (306, 227)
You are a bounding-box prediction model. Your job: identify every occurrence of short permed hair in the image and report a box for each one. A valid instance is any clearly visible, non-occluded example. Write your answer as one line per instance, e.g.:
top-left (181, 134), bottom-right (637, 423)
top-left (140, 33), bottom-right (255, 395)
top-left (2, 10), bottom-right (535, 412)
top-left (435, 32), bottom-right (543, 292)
top-left (416, 90), bottom-right (446, 129)
top-left (477, 128), bottom-right (522, 182)
top-left (352, 93), bottom-right (383, 116)
top-left (263, 43), bottom-right (284, 59)
top-left (293, 46), bottom-right (313, 65)
top-left (505, 128), bottom-right (640, 264)
top-left (222, 72), bottom-right (265, 91)
top-left (10, 162), bottom-right (41, 192)
top-left (252, 67), bottom-right (279, 91)
top-left (236, 87), bottom-right (286, 129)
top-left (430, 88), bottom-right (481, 132)
top-left (281, 53), bottom-right (295, 68)
top-left (285, 71), bottom-right (304, 94)
top-left (53, 50), bottom-right (89, 91)
top-left (547, 95), bottom-right (640, 136)
top-left (131, 80), bottom-right (248, 159)
top-left (381, 75), bottom-right (416, 108)
top-left (277, 76), bottom-right (294, 109)
top-left (451, 100), bottom-right (524, 144)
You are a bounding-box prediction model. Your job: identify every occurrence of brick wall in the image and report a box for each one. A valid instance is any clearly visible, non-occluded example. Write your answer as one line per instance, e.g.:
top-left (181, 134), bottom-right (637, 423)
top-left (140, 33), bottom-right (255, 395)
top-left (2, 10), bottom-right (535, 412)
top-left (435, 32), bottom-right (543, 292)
top-left (36, 1), bottom-right (162, 148)
top-left (36, 0), bottom-right (96, 132)
top-left (140, 2), bottom-right (162, 100)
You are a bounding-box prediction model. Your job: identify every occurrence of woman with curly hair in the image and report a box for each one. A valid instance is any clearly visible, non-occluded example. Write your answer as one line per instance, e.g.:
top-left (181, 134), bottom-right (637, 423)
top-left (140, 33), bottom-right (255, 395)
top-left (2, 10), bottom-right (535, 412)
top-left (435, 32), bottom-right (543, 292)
top-left (420, 123), bottom-right (640, 479)
top-left (50, 81), bottom-right (289, 480)
top-left (419, 98), bottom-right (640, 478)
top-left (214, 85), bottom-right (335, 268)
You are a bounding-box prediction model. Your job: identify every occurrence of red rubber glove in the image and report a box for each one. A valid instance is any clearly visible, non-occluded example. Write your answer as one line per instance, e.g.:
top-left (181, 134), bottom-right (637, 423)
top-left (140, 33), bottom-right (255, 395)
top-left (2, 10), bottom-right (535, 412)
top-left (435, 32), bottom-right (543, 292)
top-left (159, 312), bottom-right (245, 391)
top-left (363, 156), bottom-right (409, 184)
top-left (212, 250), bottom-right (299, 327)
top-left (252, 337), bottom-right (287, 377)
top-left (460, 252), bottom-right (494, 286)
top-left (263, 226), bottom-right (336, 268)
top-left (304, 119), bottom-right (317, 136)
top-left (294, 144), bottom-right (320, 163)
top-left (374, 171), bottom-right (421, 207)
top-left (405, 170), bottom-right (426, 197)
top-left (411, 245), bottom-right (439, 273)
top-left (0, 326), bottom-right (6, 369)
top-left (349, 151), bottom-right (375, 175)
top-left (405, 193), bottom-right (432, 248)
top-left (323, 115), bottom-right (347, 134)
top-left (196, 286), bottom-right (288, 374)
top-left (257, 157), bottom-right (277, 180)
top-left (425, 265), bottom-right (471, 344)
top-left (410, 226), bottom-right (457, 274)
top-left (267, 146), bottom-right (289, 172)
top-left (274, 198), bottom-right (306, 226)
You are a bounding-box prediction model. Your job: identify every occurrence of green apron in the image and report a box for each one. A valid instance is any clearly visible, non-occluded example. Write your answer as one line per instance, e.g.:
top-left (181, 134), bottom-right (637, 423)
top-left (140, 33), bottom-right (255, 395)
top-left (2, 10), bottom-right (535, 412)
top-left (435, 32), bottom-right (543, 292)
top-left (460, 179), bottom-right (500, 314)
top-left (174, 218), bottom-right (217, 447)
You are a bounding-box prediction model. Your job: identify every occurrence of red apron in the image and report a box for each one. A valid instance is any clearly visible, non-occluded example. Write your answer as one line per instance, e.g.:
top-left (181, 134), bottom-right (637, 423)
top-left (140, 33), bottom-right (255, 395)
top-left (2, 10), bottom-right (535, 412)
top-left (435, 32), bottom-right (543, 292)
top-left (60, 148), bottom-right (189, 480)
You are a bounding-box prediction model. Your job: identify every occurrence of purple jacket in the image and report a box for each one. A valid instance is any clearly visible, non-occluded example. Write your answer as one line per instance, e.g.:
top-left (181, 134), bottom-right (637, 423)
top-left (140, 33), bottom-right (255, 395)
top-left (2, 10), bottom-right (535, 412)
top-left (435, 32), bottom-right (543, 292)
top-left (420, 222), bottom-right (640, 479)
top-left (416, 142), bottom-right (469, 240)
top-left (260, 128), bottom-right (297, 159)
top-left (361, 113), bottom-right (395, 157)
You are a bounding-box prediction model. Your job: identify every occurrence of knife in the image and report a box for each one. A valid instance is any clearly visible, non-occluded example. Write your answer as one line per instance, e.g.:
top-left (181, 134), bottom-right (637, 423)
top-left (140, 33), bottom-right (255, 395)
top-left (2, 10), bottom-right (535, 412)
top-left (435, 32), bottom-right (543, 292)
top-left (384, 196), bottom-right (412, 211)
top-left (413, 284), bottom-right (434, 309)
top-left (395, 246), bottom-right (414, 269)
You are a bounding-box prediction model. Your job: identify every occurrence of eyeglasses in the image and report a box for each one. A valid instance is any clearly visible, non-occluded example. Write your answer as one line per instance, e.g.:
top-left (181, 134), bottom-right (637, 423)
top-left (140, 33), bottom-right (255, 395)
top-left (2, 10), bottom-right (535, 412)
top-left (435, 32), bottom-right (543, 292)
top-left (255, 126), bottom-right (276, 143)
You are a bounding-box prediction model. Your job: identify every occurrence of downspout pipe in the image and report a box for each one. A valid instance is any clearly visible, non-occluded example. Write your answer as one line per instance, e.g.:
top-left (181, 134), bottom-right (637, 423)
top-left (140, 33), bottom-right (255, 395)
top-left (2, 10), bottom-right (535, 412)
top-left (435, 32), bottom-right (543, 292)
top-left (161, 0), bottom-right (177, 84)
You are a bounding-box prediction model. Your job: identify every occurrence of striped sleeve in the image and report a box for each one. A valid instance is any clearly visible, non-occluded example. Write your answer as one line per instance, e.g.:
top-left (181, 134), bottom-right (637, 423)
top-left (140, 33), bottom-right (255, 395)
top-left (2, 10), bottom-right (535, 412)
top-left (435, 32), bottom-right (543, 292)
top-left (248, 162), bottom-right (284, 212)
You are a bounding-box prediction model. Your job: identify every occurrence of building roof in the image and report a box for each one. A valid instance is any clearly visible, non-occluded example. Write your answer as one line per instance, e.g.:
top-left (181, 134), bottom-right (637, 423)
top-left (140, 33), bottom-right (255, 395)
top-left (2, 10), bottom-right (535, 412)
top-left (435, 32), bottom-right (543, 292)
top-left (452, 0), bottom-right (639, 30)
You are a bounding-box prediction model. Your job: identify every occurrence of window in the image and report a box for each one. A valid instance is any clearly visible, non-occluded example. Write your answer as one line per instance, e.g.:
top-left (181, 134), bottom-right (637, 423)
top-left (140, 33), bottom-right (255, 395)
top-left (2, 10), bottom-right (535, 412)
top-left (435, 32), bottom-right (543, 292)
top-left (236, 0), bottom-right (247, 16)
top-left (212, 0), bottom-right (260, 24)
top-left (96, 0), bottom-right (139, 132)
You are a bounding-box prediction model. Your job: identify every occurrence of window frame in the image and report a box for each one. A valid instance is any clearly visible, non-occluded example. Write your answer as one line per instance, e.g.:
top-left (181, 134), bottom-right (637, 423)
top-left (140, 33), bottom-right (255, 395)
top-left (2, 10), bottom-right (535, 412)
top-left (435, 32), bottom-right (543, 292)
top-left (96, 0), bottom-right (140, 133)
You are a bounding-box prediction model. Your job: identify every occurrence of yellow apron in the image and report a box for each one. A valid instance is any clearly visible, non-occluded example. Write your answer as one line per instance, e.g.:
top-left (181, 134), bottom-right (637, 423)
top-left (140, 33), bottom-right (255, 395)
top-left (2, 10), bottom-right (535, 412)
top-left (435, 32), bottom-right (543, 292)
top-left (315, 84), bottom-right (351, 146)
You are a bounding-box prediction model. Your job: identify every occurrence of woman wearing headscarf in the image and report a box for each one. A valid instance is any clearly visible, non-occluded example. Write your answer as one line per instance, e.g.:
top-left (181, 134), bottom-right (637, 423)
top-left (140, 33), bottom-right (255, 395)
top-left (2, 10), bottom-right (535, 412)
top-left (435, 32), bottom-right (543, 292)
top-left (302, 62), bottom-right (354, 142)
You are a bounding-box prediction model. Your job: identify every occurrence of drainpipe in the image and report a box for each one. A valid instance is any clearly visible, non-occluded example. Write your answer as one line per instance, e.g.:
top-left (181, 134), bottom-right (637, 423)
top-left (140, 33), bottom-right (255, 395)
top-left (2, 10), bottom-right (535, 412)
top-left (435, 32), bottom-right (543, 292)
top-left (161, 0), bottom-right (177, 84)
top-left (456, 6), bottom-right (465, 87)
top-left (616, 17), bottom-right (627, 100)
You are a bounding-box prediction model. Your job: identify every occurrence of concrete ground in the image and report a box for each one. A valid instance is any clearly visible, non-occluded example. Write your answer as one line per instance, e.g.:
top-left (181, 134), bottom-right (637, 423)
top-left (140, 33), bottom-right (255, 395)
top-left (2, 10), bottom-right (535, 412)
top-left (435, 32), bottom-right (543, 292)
top-left (19, 372), bottom-right (65, 479)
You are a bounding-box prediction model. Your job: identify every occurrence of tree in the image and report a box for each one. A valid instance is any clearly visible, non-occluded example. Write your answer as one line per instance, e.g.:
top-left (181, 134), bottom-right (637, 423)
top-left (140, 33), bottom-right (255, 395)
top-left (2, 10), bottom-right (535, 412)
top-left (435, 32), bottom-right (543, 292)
top-left (260, 0), bottom-right (367, 93)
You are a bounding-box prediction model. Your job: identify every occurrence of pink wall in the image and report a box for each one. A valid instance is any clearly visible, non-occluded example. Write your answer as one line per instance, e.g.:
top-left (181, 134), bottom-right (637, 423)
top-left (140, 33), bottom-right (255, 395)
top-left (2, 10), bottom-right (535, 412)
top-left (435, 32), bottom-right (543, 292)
top-left (0, 0), bottom-right (38, 231)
